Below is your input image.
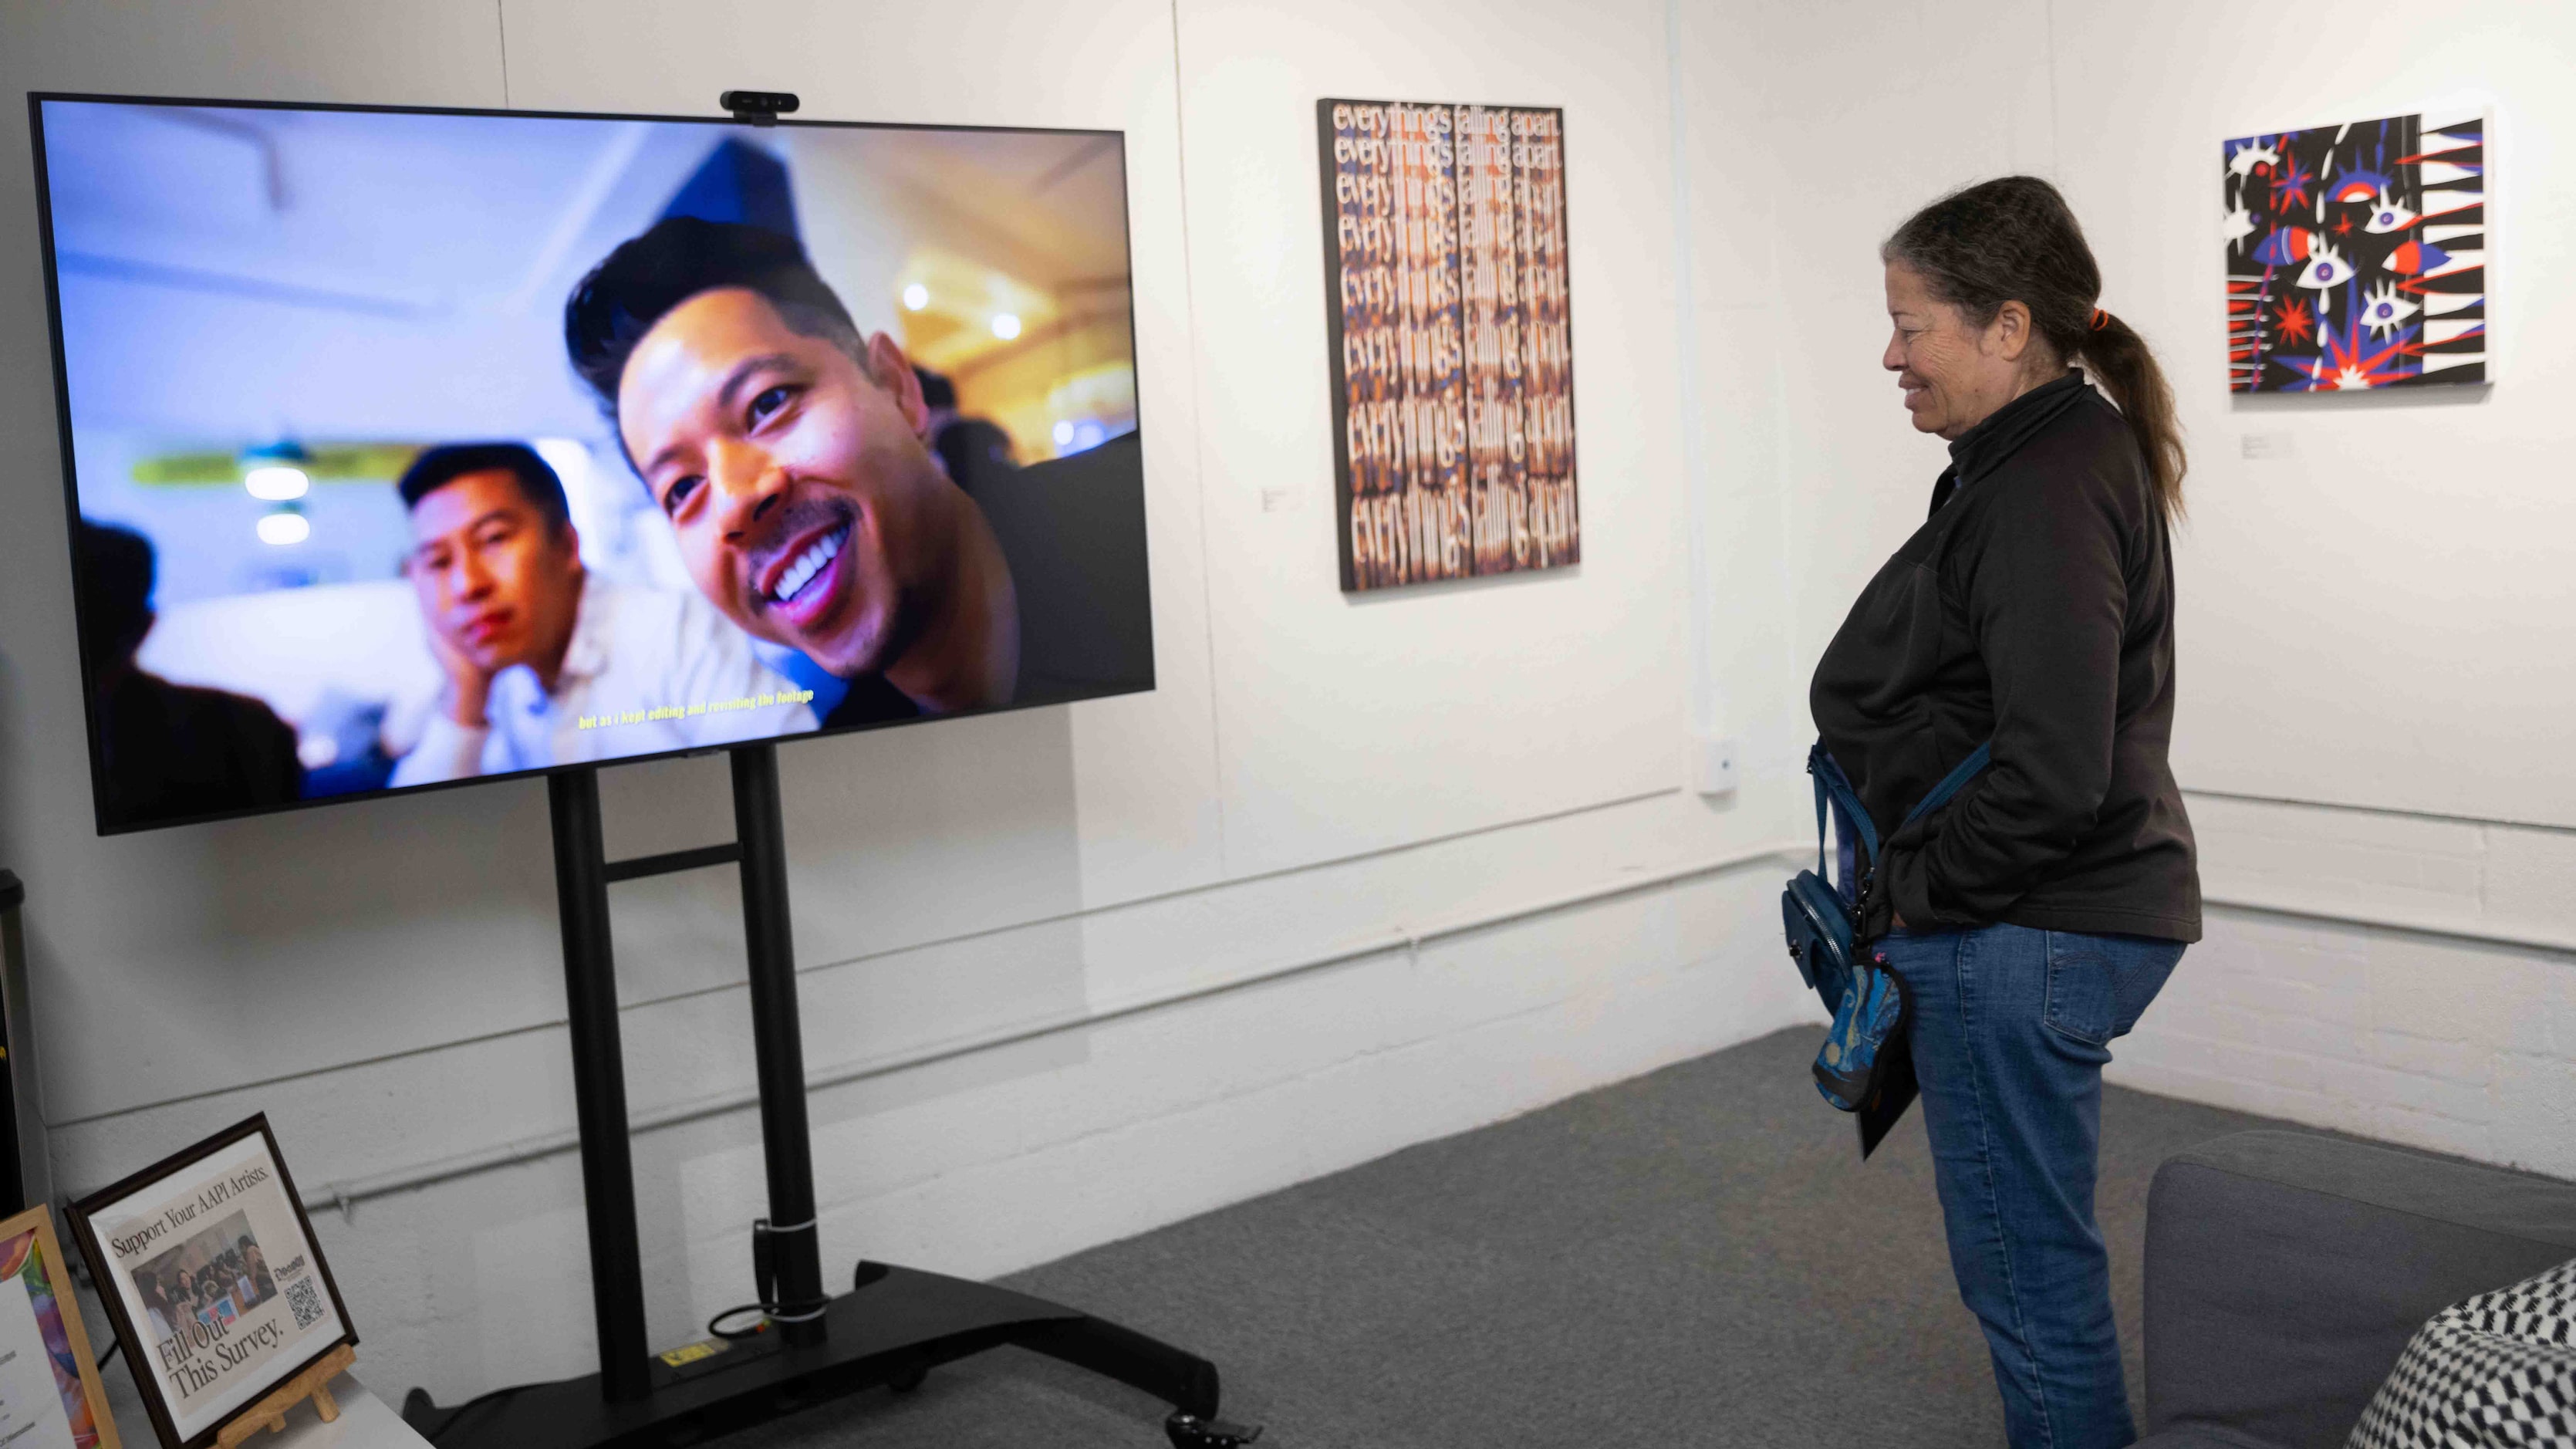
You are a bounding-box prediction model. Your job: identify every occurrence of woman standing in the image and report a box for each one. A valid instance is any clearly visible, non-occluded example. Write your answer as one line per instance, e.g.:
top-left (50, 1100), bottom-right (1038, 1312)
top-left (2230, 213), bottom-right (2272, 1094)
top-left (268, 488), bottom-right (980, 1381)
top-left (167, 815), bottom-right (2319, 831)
top-left (1811, 176), bottom-right (2200, 1448)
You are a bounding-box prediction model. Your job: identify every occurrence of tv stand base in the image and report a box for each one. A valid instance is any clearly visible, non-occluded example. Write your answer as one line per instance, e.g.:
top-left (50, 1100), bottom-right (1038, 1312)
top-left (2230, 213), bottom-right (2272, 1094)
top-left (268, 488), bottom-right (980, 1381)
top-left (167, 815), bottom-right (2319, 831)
top-left (401, 1261), bottom-right (1223, 1447)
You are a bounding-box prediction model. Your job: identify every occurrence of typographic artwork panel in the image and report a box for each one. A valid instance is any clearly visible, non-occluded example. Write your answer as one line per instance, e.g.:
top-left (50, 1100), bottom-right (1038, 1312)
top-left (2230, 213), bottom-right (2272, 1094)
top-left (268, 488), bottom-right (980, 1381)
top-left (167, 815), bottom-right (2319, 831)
top-left (2222, 113), bottom-right (2488, 392)
top-left (1319, 99), bottom-right (1578, 593)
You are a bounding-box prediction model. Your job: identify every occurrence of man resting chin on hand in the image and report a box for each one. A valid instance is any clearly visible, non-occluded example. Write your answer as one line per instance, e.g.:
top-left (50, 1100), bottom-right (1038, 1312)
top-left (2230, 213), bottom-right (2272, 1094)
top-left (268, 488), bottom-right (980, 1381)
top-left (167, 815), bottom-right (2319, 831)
top-left (389, 442), bottom-right (815, 785)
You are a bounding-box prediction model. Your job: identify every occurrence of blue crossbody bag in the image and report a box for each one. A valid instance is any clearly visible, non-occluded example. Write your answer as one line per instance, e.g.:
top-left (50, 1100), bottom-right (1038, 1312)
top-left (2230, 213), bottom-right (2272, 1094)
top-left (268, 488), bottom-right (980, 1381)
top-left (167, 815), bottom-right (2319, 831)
top-left (1781, 740), bottom-right (1990, 1151)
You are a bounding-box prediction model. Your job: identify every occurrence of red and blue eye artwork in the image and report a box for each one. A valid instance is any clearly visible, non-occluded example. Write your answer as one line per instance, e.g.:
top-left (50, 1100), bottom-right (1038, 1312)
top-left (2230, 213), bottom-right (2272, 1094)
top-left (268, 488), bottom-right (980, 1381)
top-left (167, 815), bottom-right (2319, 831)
top-left (2223, 113), bottom-right (2486, 392)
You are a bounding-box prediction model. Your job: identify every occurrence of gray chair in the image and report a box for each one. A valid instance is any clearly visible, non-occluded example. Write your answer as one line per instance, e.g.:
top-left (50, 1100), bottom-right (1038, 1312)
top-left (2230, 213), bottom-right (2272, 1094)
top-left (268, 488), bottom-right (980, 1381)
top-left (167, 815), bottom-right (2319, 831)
top-left (2137, 1130), bottom-right (2576, 1448)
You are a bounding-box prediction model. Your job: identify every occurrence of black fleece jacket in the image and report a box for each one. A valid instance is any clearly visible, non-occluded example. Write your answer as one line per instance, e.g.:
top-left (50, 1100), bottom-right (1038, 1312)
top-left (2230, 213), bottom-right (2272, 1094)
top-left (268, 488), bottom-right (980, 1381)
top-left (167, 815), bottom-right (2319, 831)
top-left (1810, 371), bottom-right (2200, 942)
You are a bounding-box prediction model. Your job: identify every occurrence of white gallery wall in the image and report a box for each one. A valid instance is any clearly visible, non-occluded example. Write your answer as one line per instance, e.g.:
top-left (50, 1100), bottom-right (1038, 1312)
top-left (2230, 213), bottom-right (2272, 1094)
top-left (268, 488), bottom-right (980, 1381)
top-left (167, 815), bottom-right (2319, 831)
top-left (1686, 0), bottom-right (2576, 1178)
top-left (2049, 0), bottom-right (2576, 1173)
top-left (0, 0), bottom-right (1816, 1409)
top-left (1, 0), bottom-right (2569, 1419)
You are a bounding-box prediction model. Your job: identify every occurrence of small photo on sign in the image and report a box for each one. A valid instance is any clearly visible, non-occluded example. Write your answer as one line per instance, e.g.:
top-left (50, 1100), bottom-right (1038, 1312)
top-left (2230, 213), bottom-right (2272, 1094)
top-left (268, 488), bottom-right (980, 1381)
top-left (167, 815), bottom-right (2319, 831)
top-left (68, 1116), bottom-right (353, 1449)
top-left (1318, 98), bottom-right (1579, 593)
top-left (2222, 112), bottom-right (2487, 392)
top-left (131, 1211), bottom-right (283, 1340)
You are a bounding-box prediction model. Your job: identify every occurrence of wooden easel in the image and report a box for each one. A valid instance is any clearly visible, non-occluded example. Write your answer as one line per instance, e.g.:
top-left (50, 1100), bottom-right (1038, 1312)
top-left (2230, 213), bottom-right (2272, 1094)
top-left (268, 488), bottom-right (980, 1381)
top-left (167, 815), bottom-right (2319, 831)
top-left (216, 1344), bottom-right (356, 1448)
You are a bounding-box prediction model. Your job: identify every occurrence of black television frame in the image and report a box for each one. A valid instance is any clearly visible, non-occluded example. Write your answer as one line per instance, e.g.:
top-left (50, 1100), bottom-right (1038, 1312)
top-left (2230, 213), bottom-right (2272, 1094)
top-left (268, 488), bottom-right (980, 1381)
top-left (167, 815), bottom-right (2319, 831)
top-left (25, 90), bottom-right (1153, 836)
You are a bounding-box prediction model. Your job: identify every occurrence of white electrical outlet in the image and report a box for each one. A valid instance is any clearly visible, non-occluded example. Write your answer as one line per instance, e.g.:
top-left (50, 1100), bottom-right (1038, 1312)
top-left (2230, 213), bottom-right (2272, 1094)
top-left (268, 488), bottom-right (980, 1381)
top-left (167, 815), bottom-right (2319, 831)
top-left (1690, 734), bottom-right (1740, 796)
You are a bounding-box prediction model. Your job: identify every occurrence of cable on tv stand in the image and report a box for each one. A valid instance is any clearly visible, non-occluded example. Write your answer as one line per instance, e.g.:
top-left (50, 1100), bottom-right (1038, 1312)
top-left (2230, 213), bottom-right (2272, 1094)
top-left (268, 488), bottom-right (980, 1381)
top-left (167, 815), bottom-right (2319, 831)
top-left (397, 746), bottom-right (1244, 1447)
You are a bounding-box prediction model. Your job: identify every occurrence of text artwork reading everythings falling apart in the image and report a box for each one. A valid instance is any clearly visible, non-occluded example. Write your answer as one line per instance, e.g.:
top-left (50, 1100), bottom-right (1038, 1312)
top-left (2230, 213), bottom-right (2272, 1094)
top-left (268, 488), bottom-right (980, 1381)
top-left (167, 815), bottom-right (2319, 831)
top-left (2223, 113), bottom-right (2487, 392)
top-left (1319, 100), bottom-right (1578, 593)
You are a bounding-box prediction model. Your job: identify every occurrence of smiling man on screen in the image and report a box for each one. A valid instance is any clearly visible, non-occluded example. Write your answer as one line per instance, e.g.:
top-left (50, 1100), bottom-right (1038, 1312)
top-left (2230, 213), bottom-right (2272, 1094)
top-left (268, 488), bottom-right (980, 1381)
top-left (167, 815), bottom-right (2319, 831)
top-left (389, 442), bottom-right (815, 785)
top-left (562, 218), bottom-right (1153, 731)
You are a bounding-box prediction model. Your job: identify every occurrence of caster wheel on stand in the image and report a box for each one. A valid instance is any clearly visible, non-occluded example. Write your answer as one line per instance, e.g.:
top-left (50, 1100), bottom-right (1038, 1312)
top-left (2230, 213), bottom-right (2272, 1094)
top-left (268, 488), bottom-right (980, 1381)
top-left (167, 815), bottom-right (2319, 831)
top-left (1165, 1410), bottom-right (1263, 1447)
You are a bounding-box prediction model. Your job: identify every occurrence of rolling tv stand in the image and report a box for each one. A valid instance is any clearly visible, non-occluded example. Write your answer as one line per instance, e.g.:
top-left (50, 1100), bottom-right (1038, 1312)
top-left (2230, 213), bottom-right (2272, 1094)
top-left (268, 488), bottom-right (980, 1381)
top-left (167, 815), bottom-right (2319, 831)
top-left (398, 745), bottom-right (1256, 1447)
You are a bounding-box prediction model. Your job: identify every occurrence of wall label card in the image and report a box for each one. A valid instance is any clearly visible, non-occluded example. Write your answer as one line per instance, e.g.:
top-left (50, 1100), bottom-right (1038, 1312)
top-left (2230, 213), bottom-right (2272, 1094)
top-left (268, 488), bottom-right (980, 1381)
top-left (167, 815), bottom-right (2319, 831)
top-left (2223, 112), bottom-right (2488, 392)
top-left (1318, 98), bottom-right (1579, 592)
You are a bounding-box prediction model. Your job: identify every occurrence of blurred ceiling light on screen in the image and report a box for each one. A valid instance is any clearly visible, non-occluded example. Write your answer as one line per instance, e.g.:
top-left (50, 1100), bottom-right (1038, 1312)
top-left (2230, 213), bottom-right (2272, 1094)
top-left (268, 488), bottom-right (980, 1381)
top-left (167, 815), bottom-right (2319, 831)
top-left (891, 248), bottom-right (1057, 376)
top-left (255, 510), bottom-right (310, 546)
top-left (1036, 363), bottom-right (1138, 458)
top-left (902, 282), bottom-right (930, 311)
top-left (1048, 417), bottom-right (1110, 455)
top-left (242, 464), bottom-right (309, 501)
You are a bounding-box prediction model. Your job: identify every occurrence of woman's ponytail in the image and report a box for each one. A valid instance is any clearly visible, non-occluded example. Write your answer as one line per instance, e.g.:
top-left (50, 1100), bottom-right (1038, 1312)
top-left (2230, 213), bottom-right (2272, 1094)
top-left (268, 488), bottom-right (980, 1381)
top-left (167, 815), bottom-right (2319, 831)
top-left (2078, 312), bottom-right (2186, 522)
top-left (1885, 177), bottom-right (2188, 523)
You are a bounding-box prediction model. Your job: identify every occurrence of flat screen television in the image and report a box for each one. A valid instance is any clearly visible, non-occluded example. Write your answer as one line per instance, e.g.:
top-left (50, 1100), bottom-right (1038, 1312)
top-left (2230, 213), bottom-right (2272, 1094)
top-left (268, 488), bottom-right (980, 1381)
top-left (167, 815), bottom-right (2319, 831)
top-left (29, 94), bottom-right (1153, 835)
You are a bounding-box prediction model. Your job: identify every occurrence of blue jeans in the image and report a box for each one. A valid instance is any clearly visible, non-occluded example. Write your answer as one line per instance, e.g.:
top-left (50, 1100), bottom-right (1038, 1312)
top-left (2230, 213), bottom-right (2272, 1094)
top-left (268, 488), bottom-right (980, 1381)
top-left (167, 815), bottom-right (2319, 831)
top-left (1879, 922), bottom-right (2185, 1449)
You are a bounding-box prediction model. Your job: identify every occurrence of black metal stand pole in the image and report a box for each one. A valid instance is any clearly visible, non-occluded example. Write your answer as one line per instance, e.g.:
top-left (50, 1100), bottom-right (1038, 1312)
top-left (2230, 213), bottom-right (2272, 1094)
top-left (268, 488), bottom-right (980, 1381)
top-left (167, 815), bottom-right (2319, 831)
top-left (731, 746), bottom-right (826, 1347)
top-left (549, 771), bottom-right (652, 1402)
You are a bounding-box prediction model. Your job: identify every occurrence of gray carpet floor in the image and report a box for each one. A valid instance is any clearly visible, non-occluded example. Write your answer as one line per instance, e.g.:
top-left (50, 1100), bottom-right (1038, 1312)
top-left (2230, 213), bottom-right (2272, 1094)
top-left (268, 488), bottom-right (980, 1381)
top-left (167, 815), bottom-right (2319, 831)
top-left (713, 1025), bottom-right (2303, 1448)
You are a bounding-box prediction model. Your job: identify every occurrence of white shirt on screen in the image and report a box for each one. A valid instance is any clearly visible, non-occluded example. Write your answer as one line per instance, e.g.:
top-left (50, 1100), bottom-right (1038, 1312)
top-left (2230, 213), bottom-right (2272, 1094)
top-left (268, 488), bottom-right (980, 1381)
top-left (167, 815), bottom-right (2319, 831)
top-left (390, 576), bottom-right (817, 785)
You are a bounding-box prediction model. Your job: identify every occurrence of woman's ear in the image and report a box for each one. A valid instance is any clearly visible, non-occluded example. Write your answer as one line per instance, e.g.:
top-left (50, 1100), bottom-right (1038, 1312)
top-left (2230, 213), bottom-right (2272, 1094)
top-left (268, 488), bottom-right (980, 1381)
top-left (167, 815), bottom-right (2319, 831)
top-left (1990, 299), bottom-right (2034, 362)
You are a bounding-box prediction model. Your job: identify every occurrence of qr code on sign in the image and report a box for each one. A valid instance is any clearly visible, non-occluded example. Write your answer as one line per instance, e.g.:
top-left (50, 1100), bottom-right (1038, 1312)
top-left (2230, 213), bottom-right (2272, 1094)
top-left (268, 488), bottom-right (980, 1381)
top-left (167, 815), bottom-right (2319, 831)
top-left (286, 1276), bottom-right (322, 1330)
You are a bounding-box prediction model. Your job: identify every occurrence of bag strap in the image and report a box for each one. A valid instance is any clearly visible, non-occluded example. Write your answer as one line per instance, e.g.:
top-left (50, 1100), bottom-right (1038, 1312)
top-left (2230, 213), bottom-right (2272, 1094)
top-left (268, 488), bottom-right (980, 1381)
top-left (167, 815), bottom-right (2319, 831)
top-left (1806, 744), bottom-right (1879, 876)
top-left (1899, 739), bottom-right (1993, 829)
top-left (1806, 738), bottom-right (1994, 878)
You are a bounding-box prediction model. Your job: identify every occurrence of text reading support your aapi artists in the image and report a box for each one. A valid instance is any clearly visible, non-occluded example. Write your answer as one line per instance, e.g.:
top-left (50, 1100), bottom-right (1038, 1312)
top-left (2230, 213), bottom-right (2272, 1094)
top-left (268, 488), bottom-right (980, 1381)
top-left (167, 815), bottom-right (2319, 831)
top-left (576, 688), bottom-right (818, 730)
top-left (106, 1165), bottom-right (268, 1262)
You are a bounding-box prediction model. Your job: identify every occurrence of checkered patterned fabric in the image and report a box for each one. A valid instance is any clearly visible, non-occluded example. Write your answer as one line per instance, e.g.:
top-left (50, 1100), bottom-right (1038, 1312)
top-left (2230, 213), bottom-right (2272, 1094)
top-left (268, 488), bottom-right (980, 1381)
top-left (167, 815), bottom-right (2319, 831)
top-left (2349, 1255), bottom-right (2576, 1448)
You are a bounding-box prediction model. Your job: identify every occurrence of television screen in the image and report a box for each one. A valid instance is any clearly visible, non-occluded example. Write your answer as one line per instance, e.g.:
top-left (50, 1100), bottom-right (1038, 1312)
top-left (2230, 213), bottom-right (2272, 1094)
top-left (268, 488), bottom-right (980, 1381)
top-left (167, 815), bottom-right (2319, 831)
top-left (30, 95), bottom-right (1153, 834)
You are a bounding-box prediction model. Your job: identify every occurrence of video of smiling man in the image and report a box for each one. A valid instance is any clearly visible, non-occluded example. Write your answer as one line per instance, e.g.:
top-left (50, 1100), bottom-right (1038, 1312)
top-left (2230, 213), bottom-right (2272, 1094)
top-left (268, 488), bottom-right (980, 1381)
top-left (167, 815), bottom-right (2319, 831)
top-left (39, 98), bottom-right (1153, 832)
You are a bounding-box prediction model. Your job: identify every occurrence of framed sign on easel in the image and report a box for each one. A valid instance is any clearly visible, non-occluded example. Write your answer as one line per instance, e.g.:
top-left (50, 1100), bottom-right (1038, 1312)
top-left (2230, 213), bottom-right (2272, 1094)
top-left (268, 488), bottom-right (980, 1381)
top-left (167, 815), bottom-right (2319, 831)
top-left (66, 1116), bottom-right (355, 1449)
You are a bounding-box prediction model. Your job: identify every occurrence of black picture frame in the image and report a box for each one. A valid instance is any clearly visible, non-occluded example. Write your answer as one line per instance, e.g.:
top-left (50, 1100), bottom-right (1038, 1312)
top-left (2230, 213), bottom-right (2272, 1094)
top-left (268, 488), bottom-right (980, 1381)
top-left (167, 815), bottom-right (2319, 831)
top-left (65, 1114), bottom-right (356, 1449)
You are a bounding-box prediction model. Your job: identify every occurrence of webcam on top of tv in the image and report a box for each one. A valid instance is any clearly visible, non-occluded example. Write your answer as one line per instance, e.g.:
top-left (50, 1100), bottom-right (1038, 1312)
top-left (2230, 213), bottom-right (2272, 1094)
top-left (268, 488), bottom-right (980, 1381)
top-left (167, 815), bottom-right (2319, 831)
top-left (721, 90), bottom-right (800, 126)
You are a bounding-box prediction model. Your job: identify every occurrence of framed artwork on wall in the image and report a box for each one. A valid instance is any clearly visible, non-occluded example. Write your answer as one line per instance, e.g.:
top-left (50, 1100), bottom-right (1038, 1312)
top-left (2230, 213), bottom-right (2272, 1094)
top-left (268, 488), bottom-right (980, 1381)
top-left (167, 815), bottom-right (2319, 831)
top-left (66, 1116), bottom-right (354, 1449)
top-left (2222, 111), bottom-right (2487, 392)
top-left (0, 1204), bottom-right (121, 1447)
top-left (1317, 98), bottom-right (1578, 593)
